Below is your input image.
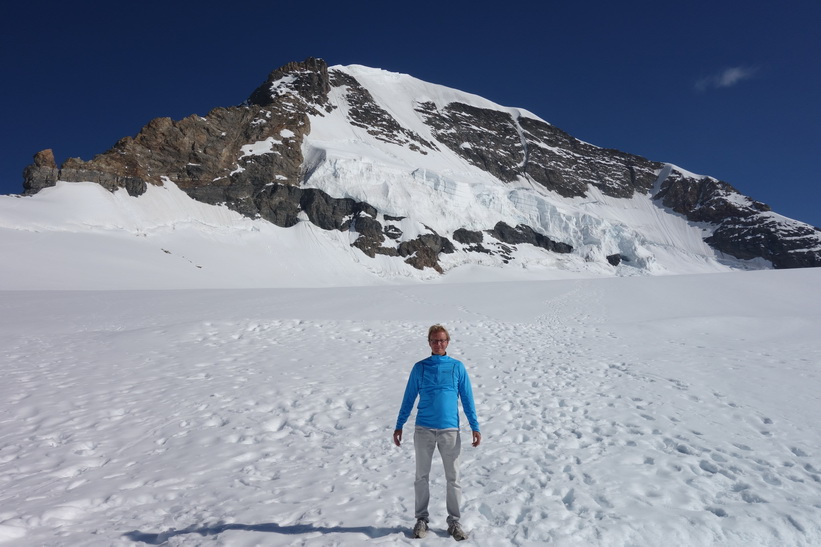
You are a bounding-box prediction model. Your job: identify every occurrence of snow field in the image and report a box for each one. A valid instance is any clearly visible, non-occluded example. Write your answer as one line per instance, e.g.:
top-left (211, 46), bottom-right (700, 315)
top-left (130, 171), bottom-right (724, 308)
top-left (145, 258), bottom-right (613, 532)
top-left (0, 170), bottom-right (763, 293)
top-left (1, 269), bottom-right (820, 545)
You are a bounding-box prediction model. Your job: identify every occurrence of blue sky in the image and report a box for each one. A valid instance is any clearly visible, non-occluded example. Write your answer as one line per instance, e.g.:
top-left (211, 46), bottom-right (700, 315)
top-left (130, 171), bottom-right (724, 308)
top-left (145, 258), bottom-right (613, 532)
top-left (2, 1), bottom-right (819, 227)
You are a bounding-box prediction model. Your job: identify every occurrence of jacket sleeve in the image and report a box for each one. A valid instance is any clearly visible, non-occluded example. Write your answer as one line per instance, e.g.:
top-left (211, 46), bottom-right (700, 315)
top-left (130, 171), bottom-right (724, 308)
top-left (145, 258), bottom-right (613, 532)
top-left (395, 364), bottom-right (420, 430)
top-left (458, 362), bottom-right (480, 432)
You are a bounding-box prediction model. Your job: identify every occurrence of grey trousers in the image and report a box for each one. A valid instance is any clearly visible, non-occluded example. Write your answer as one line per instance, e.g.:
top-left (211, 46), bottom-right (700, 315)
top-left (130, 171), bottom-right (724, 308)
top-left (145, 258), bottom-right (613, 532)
top-left (414, 426), bottom-right (462, 525)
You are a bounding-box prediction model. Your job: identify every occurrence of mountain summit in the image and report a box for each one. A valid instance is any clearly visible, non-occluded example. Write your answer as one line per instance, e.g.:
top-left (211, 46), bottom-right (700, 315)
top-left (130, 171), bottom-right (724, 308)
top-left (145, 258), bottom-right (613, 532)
top-left (18, 58), bottom-right (821, 278)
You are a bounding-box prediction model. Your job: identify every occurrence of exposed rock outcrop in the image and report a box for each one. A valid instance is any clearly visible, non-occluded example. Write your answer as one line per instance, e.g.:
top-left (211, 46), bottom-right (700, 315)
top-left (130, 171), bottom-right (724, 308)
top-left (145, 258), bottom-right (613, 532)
top-left (25, 59), bottom-right (328, 201)
top-left (654, 172), bottom-right (821, 269)
top-left (22, 149), bottom-right (59, 195)
top-left (416, 101), bottom-right (663, 198)
top-left (487, 222), bottom-right (573, 254)
top-left (247, 57), bottom-right (333, 113)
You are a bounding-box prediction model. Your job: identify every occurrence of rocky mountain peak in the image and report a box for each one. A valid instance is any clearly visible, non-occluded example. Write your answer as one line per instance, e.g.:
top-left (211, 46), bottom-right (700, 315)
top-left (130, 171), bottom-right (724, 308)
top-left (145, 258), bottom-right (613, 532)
top-left (247, 57), bottom-right (332, 113)
top-left (18, 59), bottom-right (821, 273)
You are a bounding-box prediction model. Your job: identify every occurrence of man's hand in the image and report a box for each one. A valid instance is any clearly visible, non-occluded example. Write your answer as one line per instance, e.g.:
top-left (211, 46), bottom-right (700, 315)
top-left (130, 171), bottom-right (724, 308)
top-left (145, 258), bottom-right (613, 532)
top-left (472, 431), bottom-right (482, 447)
top-left (393, 429), bottom-right (403, 447)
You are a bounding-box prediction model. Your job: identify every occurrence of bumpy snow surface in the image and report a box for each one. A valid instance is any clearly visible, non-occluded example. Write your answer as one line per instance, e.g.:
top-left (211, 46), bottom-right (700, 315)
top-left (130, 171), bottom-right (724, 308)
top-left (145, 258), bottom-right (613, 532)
top-left (1, 269), bottom-right (820, 546)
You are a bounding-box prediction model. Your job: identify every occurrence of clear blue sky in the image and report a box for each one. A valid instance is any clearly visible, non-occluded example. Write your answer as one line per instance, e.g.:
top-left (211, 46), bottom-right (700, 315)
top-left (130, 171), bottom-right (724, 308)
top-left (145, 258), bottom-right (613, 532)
top-left (2, 1), bottom-right (819, 227)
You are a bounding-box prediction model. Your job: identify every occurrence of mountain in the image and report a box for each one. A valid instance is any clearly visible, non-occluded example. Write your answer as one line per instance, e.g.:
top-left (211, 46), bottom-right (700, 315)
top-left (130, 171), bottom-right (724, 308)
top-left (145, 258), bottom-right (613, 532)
top-left (10, 57), bottom-right (821, 287)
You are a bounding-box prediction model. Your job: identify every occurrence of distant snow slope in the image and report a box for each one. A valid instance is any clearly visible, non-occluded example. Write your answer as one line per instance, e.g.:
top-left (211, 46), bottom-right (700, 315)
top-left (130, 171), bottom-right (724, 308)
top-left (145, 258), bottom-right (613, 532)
top-left (0, 168), bottom-right (756, 291)
top-left (0, 181), bottom-right (424, 289)
top-left (1, 269), bottom-right (819, 546)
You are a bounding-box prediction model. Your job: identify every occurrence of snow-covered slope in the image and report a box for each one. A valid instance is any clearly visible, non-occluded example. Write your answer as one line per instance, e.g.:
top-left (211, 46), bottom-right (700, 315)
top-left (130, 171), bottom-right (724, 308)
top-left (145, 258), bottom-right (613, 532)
top-left (1, 269), bottom-right (819, 545)
top-left (302, 65), bottom-right (753, 274)
top-left (0, 181), bottom-right (426, 290)
top-left (0, 175), bottom-right (747, 290)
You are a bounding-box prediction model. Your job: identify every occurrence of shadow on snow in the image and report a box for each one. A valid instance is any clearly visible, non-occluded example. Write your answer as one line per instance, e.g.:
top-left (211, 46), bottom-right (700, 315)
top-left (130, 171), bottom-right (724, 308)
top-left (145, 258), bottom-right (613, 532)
top-left (123, 522), bottom-right (407, 544)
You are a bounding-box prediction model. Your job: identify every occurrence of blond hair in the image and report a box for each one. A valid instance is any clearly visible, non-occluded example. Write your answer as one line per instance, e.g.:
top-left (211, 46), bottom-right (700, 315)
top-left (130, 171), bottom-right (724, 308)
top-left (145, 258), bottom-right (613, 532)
top-left (428, 324), bottom-right (450, 340)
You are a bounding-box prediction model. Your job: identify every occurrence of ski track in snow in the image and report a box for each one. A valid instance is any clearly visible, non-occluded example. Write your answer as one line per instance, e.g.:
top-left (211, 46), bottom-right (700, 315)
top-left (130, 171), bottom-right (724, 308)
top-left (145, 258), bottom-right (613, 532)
top-left (1, 276), bottom-right (820, 545)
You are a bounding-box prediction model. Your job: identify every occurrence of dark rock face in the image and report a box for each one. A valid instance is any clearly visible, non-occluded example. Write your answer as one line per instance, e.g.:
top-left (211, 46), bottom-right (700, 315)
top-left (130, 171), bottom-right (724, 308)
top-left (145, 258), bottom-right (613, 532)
top-left (417, 102), bottom-right (524, 183)
top-left (398, 233), bottom-right (455, 273)
top-left (654, 173), bottom-right (821, 268)
top-left (452, 228), bottom-right (492, 254)
top-left (416, 102), bottom-right (663, 198)
top-left (22, 149), bottom-right (59, 195)
top-left (247, 58), bottom-right (332, 112)
top-left (707, 217), bottom-right (821, 268)
top-left (519, 118), bottom-right (663, 198)
top-left (487, 222), bottom-right (573, 254)
top-left (606, 254), bottom-right (626, 266)
top-left (654, 173), bottom-right (770, 221)
top-left (453, 228), bottom-right (484, 245)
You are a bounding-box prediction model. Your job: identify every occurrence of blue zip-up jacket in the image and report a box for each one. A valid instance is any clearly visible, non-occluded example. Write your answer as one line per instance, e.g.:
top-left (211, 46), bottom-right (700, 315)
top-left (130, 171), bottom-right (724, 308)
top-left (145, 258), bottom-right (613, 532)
top-left (395, 354), bottom-right (480, 432)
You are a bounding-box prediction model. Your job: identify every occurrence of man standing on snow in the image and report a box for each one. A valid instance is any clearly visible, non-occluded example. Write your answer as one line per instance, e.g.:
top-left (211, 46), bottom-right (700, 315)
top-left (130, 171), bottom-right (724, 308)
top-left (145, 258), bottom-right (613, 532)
top-left (393, 324), bottom-right (481, 541)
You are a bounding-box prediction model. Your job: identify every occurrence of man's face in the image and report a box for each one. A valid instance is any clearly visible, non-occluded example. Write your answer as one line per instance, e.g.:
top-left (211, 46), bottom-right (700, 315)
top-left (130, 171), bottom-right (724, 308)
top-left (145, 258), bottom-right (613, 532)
top-left (428, 333), bottom-right (449, 355)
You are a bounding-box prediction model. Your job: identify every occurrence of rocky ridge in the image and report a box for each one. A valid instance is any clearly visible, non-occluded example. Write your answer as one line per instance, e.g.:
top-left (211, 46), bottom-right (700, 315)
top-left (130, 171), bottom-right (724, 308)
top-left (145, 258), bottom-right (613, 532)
top-left (21, 58), bottom-right (821, 271)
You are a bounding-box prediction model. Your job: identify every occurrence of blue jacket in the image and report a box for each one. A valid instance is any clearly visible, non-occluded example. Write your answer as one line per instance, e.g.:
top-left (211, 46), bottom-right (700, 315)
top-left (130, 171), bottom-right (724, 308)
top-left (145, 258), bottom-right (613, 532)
top-left (395, 354), bottom-right (480, 432)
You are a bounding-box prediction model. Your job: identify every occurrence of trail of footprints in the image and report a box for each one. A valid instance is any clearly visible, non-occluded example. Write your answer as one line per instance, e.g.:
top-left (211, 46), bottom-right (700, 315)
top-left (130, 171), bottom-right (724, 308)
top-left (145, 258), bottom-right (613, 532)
top-left (459, 283), bottom-right (818, 541)
top-left (6, 290), bottom-right (817, 544)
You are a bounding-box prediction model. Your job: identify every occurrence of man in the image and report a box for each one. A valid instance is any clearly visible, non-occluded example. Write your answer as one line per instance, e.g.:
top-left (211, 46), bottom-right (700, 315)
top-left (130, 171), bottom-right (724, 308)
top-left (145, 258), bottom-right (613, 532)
top-left (393, 324), bottom-right (481, 541)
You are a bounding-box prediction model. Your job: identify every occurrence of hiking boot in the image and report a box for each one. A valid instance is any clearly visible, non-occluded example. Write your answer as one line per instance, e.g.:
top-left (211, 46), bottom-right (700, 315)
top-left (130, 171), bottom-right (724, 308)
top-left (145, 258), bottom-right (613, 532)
top-left (413, 519), bottom-right (429, 538)
top-left (448, 521), bottom-right (468, 541)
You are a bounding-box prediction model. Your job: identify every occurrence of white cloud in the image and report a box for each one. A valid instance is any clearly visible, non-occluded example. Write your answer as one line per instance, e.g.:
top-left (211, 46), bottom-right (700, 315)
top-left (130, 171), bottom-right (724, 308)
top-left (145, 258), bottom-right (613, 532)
top-left (695, 66), bottom-right (759, 91)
